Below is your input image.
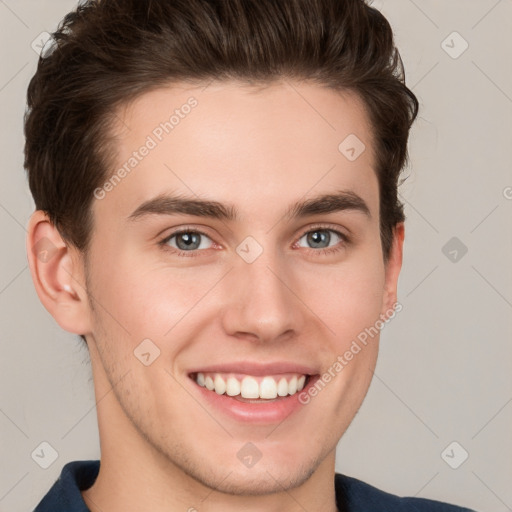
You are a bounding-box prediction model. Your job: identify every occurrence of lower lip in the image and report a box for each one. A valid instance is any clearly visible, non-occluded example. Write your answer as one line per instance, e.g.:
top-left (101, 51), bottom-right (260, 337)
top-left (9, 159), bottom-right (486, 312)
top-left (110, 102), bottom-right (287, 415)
top-left (190, 376), bottom-right (318, 424)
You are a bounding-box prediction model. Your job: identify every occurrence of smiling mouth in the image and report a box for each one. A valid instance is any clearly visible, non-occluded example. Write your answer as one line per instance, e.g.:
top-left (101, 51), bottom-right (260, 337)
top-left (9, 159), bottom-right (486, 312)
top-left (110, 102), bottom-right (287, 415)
top-left (189, 372), bottom-right (313, 401)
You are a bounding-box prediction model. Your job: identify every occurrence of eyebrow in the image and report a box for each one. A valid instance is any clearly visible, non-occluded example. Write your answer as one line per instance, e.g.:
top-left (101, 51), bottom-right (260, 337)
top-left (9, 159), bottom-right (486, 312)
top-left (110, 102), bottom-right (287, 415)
top-left (127, 190), bottom-right (371, 222)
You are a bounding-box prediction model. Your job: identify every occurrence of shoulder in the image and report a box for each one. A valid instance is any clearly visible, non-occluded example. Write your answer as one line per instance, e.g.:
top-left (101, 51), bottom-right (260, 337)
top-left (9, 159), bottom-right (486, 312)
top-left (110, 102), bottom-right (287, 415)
top-left (335, 473), bottom-right (477, 512)
top-left (33, 460), bottom-right (100, 512)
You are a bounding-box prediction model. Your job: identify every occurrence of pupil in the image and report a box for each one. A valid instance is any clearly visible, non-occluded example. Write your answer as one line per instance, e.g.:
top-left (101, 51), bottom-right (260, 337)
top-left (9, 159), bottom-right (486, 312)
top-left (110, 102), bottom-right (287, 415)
top-left (177, 232), bottom-right (200, 250)
top-left (308, 230), bottom-right (330, 248)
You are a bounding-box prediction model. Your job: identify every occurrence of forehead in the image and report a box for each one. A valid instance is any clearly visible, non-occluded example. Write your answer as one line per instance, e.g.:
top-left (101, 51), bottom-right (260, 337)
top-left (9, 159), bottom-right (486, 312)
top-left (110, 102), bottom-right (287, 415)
top-left (96, 80), bottom-right (379, 224)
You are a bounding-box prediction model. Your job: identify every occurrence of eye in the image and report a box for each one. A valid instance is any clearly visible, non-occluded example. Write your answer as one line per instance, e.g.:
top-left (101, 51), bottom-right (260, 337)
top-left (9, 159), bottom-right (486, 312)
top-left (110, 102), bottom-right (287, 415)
top-left (161, 230), bottom-right (214, 252)
top-left (296, 227), bottom-right (348, 252)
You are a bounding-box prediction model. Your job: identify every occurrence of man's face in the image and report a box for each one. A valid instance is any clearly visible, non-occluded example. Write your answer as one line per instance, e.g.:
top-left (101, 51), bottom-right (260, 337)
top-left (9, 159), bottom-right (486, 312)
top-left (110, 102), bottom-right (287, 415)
top-left (82, 80), bottom-right (399, 494)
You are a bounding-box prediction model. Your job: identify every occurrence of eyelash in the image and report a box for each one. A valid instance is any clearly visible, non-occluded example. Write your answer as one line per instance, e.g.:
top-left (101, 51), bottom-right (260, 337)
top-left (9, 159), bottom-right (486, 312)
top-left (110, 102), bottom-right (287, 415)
top-left (158, 224), bottom-right (350, 258)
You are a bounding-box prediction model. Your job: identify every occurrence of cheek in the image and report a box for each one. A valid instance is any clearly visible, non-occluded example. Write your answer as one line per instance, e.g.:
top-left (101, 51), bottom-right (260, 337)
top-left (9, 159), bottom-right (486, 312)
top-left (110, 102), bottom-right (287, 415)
top-left (88, 231), bottom-right (385, 352)
top-left (89, 248), bottom-right (226, 342)
top-left (297, 253), bottom-right (385, 345)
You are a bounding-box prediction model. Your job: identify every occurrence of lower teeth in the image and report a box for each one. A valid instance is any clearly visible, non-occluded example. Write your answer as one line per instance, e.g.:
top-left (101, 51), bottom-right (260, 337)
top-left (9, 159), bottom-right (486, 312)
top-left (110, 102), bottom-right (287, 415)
top-left (232, 394), bottom-right (285, 402)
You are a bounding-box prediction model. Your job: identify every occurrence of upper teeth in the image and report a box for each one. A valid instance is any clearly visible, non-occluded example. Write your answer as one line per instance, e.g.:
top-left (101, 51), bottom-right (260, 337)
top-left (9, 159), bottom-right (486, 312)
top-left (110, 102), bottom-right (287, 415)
top-left (195, 373), bottom-right (307, 399)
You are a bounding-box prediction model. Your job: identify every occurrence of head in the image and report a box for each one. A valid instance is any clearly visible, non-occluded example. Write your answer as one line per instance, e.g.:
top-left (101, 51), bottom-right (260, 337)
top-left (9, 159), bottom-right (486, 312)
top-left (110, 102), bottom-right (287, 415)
top-left (25, 0), bottom-right (418, 498)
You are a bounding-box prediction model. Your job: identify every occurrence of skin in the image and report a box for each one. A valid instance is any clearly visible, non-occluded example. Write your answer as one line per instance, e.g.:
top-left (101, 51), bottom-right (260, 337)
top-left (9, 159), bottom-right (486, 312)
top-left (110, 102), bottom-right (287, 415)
top-left (27, 80), bottom-right (404, 512)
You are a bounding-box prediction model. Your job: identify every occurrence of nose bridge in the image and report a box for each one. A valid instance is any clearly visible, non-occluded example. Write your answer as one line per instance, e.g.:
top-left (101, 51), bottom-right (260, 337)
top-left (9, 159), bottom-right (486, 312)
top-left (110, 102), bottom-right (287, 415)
top-left (221, 245), bottom-right (302, 342)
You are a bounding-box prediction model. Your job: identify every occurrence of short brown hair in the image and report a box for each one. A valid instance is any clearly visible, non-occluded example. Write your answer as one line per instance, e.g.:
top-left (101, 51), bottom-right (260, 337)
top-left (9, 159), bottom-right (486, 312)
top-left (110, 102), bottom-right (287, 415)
top-left (24, 0), bottom-right (418, 261)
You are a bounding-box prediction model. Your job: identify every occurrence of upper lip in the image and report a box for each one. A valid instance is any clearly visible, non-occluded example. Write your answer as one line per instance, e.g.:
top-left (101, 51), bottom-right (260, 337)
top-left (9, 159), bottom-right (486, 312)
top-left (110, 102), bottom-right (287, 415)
top-left (188, 361), bottom-right (319, 376)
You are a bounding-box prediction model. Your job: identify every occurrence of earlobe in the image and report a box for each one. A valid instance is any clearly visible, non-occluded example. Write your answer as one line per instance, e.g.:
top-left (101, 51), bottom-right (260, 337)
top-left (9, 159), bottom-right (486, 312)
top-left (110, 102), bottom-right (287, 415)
top-left (381, 222), bottom-right (405, 318)
top-left (26, 210), bottom-right (91, 335)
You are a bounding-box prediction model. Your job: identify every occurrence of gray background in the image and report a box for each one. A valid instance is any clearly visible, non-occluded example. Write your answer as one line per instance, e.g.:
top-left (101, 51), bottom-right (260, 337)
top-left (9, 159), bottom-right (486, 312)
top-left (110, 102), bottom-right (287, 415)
top-left (1, 1), bottom-right (511, 511)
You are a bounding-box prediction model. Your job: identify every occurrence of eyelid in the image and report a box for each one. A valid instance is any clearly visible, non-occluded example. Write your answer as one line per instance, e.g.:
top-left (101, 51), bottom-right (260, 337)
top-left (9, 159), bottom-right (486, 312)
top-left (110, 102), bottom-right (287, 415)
top-left (295, 223), bottom-right (349, 240)
top-left (159, 225), bottom-right (217, 247)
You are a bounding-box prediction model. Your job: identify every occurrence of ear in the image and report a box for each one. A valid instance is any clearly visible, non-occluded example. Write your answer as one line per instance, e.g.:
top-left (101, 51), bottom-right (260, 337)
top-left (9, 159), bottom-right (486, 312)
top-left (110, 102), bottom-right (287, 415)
top-left (380, 222), bottom-right (405, 318)
top-left (26, 210), bottom-right (92, 335)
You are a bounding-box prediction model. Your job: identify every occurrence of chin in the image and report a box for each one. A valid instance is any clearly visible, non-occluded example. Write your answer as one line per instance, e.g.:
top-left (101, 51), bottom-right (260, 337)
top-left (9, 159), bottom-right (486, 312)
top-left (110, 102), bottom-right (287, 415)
top-left (198, 460), bottom-right (318, 496)
top-left (171, 443), bottom-right (323, 497)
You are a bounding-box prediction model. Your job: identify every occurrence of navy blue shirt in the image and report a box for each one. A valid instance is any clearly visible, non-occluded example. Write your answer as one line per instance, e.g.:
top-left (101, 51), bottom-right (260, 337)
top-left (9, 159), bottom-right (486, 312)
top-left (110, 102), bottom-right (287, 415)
top-left (34, 460), bottom-right (476, 511)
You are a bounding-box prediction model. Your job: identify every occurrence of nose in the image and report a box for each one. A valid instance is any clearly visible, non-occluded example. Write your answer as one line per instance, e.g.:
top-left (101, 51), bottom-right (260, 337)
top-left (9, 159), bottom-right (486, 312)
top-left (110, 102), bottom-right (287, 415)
top-left (220, 249), bottom-right (305, 344)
